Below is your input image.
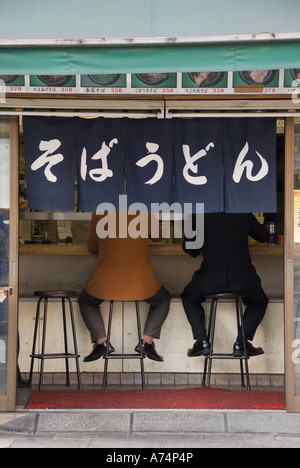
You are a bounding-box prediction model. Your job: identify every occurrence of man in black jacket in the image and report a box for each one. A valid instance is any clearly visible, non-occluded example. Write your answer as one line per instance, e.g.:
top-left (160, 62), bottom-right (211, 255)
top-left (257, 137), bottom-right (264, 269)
top-left (181, 213), bottom-right (270, 358)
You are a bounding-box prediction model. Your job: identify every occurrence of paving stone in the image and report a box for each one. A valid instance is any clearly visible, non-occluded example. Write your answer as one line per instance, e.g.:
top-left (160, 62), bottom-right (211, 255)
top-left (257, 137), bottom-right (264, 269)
top-left (0, 436), bottom-right (15, 448)
top-left (0, 414), bottom-right (37, 433)
top-left (274, 436), bottom-right (300, 448)
top-left (227, 412), bottom-right (300, 434)
top-left (10, 435), bottom-right (92, 448)
top-left (37, 412), bottom-right (131, 433)
top-left (133, 411), bottom-right (225, 433)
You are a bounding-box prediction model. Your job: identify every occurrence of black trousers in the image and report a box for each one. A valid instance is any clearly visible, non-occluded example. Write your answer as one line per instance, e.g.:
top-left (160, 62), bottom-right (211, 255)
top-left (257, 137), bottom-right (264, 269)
top-left (181, 283), bottom-right (269, 343)
top-left (78, 286), bottom-right (171, 343)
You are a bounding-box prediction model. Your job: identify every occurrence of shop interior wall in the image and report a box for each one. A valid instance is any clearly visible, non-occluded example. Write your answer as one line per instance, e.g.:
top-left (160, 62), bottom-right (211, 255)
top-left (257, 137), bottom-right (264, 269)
top-left (19, 253), bottom-right (283, 299)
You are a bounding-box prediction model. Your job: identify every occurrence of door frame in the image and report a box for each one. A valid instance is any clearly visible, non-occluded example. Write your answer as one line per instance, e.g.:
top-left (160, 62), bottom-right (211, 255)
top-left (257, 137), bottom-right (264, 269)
top-left (0, 116), bottom-right (19, 411)
top-left (285, 117), bottom-right (300, 413)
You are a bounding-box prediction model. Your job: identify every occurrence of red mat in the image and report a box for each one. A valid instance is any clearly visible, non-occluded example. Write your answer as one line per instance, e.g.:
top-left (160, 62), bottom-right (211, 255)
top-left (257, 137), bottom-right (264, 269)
top-left (26, 388), bottom-right (285, 410)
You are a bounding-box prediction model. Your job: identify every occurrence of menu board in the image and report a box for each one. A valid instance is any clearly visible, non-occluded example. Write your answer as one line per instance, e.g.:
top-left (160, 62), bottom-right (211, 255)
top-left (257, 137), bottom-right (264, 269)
top-left (1, 69), bottom-right (300, 95)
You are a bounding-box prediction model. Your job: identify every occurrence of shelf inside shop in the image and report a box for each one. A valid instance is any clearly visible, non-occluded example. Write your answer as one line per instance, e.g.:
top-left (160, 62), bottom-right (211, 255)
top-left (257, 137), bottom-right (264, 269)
top-left (19, 243), bottom-right (283, 257)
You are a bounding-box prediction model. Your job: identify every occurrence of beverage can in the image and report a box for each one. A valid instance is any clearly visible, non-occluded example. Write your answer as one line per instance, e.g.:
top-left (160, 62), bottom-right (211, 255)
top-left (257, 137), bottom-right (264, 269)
top-left (265, 222), bottom-right (275, 245)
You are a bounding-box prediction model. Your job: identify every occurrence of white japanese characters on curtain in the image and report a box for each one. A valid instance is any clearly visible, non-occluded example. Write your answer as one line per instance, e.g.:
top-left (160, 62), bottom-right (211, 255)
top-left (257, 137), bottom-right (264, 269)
top-left (23, 117), bottom-right (277, 213)
top-left (23, 117), bottom-right (76, 210)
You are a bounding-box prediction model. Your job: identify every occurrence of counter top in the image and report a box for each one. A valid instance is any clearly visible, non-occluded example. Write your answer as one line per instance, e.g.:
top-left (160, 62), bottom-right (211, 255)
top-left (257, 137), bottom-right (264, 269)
top-left (19, 243), bottom-right (284, 256)
top-left (18, 295), bottom-right (284, 302)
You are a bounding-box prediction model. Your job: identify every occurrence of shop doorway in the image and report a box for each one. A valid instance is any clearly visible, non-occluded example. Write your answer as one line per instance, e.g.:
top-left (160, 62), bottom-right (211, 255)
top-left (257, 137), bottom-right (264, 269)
top-left (0, 112), bottom-right (292, 411)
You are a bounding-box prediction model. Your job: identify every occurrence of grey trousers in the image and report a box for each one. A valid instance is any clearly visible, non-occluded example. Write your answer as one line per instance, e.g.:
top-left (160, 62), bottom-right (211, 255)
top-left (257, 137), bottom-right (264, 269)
top-left (78, 287), bottom-right (171, 343)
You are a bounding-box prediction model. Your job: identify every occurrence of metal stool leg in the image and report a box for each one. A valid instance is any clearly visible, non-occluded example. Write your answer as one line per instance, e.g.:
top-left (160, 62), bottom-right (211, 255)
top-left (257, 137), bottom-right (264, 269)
top-left (67, 297), bottom-right (82, 390)
top-left (240, 359), bottom-right (245, 388)
top-left (202, 360), bottom-right (208, 387)
top-left (235, 299), bottom-right (245, 388)
top-left (28, 297), bottom-right (43, 388)
top-left (39, 298), bottom-right (48, 391)
top-left (102, 301), bottom-right (114, 390)
top-left (135, 301), bottom-right (146, 390)
top-left (202, 299), bottom-right (215, 387)
top-left (62, 298), bottom-right (70, 387)
top-left (244, 359), bottom-right (251, 391)
top-left (207, 298), bottom-right (217, 388)
top-left (238, 298), bottom-right (251, 391)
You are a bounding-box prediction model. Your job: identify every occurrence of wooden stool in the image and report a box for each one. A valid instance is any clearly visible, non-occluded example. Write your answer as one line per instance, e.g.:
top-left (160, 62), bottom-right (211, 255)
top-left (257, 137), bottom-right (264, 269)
top-left (102, 301), bottom-right (146, 390)
top-left (202, 293), bottom-right (251, 391)
top-left (28, 290), bottom-right (81, 390)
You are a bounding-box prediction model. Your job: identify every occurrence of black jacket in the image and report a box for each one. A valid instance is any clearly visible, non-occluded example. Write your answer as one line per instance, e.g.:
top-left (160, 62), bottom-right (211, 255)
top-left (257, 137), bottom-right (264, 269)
top-left (183, 213), bottom-right (270, 295)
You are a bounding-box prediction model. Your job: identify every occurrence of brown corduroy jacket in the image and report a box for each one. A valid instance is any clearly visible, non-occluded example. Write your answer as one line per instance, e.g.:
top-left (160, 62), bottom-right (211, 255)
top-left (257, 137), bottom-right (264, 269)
top-left (84, 212), bottom-right (161, 301)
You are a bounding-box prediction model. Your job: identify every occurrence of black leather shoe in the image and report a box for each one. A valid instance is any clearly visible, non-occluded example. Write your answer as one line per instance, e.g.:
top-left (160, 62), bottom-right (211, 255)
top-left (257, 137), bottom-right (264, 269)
top-left (233, 341), bottom-right (264, 357)
top-left (135, 340), bottom-right (164, 362)
top-left (83, 341), bottom-right (115, 362)
top-left (187, 340), bottom-right (211, 357)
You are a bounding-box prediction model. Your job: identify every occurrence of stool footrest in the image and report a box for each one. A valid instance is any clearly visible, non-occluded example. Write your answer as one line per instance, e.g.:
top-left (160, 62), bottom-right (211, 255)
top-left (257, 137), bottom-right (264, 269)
top-left (30, 353), bottom-right (80, 360)
top-left (104, 353), bottom-right (145, 360)
top-left (205, 353), bottom-right (249, 360)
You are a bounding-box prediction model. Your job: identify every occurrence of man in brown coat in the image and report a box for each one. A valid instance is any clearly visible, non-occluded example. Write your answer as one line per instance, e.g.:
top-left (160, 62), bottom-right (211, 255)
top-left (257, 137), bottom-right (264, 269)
top-left (78, 212), bottom-right (170, 362)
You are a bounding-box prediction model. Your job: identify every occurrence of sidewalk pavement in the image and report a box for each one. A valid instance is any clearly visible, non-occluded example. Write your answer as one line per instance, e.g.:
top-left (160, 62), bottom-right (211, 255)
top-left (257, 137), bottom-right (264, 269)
top-left (0, 409), bottom-right (300, 448)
